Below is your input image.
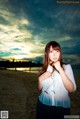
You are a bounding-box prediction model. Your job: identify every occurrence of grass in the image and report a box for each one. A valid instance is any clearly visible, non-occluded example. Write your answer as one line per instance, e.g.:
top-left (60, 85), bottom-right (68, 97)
top-left (0, 69), bottom-right (80, 119)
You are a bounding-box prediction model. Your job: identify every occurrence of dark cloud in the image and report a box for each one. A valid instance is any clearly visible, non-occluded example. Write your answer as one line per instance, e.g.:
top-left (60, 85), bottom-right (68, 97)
top-left (0, 51), bottom-right (12, 57)
top-left (62, 45), bottom-right (80, 55)
top-left (0, 0), bottom-right (80, 64)
top-left (11, 48), bottom-right (21, 51)
top-left (2, 0), bottom-right (80, 39)
top-left (0, 16), bottom-right (10, 25)
top-left (60, 39), bottom-right (80, 55)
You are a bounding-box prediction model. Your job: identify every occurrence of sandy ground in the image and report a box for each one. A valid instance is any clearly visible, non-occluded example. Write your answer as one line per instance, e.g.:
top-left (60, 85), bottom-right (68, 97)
top-left (0, 70), bottom-right (38, 119)
top-left (0, 69), bottom-right (80, 119)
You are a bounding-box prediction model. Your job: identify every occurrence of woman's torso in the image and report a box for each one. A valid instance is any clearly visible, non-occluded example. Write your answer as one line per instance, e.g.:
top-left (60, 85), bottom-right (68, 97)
top-left (39, 65), bottom-right (71, 108)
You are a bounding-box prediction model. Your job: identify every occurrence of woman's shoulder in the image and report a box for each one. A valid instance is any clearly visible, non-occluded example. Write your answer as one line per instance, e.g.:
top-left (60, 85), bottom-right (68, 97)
top-left (62, 63), bottom-right (72, 70)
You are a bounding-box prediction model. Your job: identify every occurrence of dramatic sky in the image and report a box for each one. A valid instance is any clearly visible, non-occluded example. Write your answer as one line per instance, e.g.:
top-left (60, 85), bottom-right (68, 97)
top-left (0, 0), bottom-right (80, 65)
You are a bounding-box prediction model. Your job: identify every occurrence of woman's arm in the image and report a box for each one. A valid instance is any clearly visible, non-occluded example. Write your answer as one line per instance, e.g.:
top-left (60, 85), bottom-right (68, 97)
top-left (59, 67), bottom-right (74, 93)
top-left (53, 61), bottom-right (75, 93)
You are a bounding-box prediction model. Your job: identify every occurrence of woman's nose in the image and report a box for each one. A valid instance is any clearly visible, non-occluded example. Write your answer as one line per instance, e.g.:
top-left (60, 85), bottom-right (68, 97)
top-left (53, 52), bottom-right (56, 56)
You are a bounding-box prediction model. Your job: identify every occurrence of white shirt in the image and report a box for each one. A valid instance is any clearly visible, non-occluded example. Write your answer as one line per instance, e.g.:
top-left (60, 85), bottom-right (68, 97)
top-left (39, 64), bottom-right (76, 108)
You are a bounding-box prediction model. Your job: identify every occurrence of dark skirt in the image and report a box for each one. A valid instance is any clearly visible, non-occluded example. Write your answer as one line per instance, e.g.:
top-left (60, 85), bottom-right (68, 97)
top-left (36, 99), bottom-right (70, 119)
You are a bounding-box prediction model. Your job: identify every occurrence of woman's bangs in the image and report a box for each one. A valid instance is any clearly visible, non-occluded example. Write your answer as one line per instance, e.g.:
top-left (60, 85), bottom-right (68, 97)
top-left (52, 46), bottom-right (61, 51)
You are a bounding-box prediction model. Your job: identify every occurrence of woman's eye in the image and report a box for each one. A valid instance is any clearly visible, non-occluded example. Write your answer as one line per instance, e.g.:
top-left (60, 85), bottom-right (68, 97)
top-left (56, 50), bottom-right (59, 52)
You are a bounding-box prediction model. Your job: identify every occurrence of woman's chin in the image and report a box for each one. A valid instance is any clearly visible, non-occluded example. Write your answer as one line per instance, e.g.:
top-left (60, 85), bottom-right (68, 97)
top-left (49, 60), bottom-right (58, 63)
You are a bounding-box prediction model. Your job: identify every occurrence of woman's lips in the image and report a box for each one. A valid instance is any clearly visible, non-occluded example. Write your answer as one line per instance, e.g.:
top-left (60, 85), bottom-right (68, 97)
top-left (53, 58), bottom-right (57, 60)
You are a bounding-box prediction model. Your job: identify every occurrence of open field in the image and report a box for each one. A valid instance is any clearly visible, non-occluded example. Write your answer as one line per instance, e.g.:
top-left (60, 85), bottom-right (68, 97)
top-left (0, 69), bottom-right (80, 119)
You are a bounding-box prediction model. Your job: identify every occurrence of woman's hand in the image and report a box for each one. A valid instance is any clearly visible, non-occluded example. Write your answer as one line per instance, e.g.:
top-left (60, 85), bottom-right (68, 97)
top-left (53, 61), bottom-right (62, 72)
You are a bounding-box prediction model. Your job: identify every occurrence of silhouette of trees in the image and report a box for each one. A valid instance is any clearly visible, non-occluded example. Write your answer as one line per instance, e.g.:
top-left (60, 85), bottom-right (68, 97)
top-left (0, 60), bottom-right (42, 68)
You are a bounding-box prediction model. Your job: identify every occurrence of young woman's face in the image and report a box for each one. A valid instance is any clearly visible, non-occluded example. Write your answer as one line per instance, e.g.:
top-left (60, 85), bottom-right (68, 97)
top-left (48, 46), bottom-right (60, 63)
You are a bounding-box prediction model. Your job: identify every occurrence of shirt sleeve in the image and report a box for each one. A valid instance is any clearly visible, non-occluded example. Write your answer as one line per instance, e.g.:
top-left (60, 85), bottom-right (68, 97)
top-left (64, 64), bottom-right (76, 91)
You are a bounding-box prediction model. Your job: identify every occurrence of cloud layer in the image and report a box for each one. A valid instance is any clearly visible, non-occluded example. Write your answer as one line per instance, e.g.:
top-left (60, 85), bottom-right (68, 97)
top-left (0, 0), bottom-right (80, 64)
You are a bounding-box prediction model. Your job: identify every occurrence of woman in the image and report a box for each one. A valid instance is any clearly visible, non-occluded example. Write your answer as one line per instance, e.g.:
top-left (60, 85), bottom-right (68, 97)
top-left (36, 41), bottom-right (76, 119)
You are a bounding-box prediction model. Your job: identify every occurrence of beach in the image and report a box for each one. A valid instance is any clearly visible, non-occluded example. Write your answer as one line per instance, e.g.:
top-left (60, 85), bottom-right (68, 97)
top-left (0, 68), bottom-right (80, 119)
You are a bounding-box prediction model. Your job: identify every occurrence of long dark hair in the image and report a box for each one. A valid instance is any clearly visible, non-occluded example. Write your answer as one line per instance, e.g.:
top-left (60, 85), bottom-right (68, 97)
top-left (38, 41), bottom-right (64, 76)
